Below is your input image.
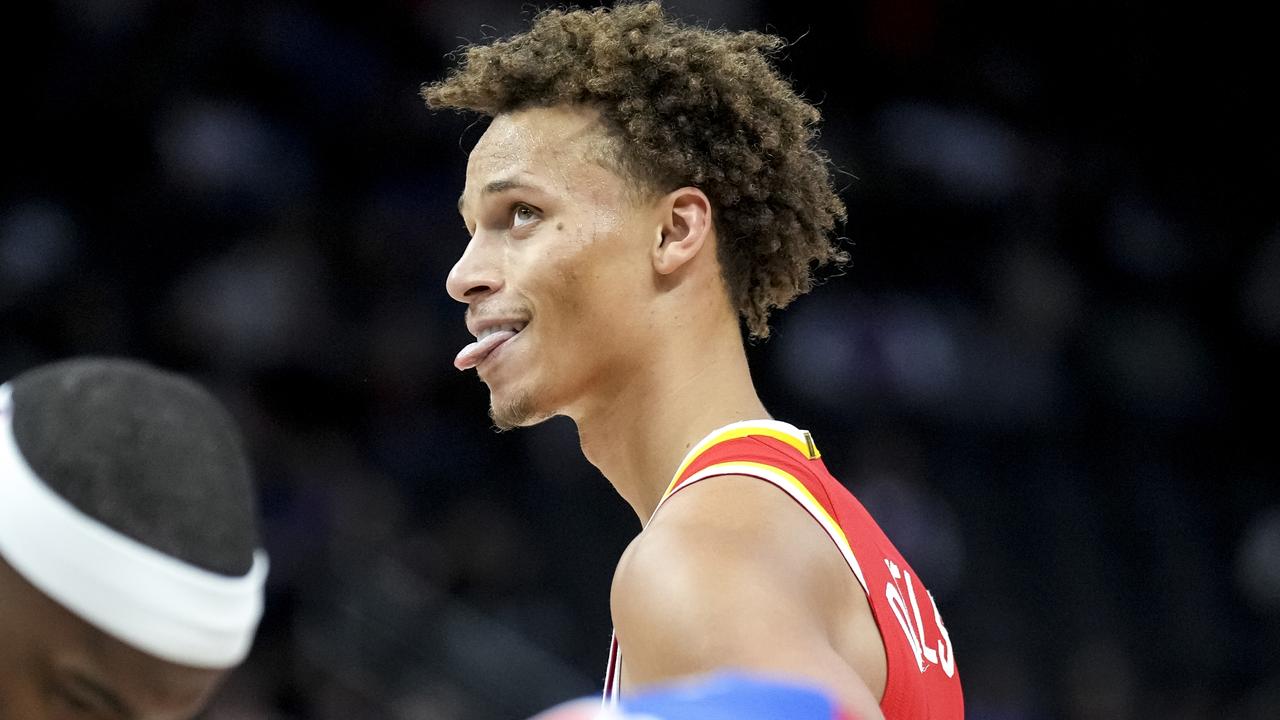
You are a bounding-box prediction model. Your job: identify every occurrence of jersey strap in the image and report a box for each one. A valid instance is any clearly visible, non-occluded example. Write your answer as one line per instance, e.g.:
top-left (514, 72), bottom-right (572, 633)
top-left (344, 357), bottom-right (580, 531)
top-left (658, 419), bottom-right (821, 504)
top-left (652, 421), bottom-right (868, 594)
top-left (604, 631), bottom-right (622, 706)
top-left (607, 420), bottom-right (860, 707)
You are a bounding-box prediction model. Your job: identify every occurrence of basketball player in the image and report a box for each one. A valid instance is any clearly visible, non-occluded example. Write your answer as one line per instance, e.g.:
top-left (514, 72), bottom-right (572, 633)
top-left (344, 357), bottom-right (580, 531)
top-left (426, 3), bottom-right (963, 717)
top-left (0, 358), bottom-right (268, 720)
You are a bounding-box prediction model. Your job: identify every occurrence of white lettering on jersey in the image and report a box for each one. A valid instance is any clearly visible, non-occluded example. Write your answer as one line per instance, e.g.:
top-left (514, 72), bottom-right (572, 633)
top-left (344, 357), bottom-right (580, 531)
top-left (884, 558), bottom-right (955, 678)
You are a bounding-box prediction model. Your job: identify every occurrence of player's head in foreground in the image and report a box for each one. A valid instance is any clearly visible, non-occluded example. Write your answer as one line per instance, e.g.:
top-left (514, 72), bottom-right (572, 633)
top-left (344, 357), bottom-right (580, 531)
top-left (428, 1), bottom-right (846, 430)
top-left (0, 358), bottom-right (267, 720)
top-left (530, 673), bottom-right (861, 720)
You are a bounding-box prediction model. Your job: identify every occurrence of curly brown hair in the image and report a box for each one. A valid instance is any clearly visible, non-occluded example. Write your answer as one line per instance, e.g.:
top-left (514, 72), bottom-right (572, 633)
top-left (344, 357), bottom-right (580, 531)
top-left (423, 1), bottom-right (847, 339)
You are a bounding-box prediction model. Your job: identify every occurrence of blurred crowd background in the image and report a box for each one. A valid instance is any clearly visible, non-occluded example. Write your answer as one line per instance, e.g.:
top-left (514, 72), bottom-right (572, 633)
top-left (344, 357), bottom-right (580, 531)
top-left (2, 1), bottom-right (1276, 718)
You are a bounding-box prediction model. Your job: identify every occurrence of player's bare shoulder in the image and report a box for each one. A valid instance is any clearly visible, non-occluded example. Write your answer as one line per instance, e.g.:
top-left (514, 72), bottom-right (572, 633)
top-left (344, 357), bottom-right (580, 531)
top-left (616, 472), bottom-right (849, 588)
top-left (610, 473), bottom-right (851, 655)
top-left (609, 474), bottom-right (887, 715)
top-left (616, 475), bottom-right (795, 595)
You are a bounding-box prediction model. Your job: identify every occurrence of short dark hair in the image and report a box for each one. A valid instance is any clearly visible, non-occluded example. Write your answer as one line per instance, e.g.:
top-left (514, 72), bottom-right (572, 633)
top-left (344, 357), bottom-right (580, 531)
top-left (423, 1), bottom-right (848, 339)
top-left (8, 358), bottom-right (260, 576)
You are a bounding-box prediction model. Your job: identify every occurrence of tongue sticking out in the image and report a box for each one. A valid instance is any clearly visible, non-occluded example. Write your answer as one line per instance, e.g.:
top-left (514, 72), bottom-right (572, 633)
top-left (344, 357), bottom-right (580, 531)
top-left (454, 330), bottom-right (517, 370)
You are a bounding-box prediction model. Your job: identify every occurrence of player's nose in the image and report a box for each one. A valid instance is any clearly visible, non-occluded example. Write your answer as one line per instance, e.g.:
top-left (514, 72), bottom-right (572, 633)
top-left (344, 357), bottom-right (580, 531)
top-left (446, 235), bottom-right (503, 304)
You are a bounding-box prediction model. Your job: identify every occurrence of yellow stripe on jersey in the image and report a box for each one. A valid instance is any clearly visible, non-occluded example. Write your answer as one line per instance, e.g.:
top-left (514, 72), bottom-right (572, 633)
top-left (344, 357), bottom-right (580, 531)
top-left (663, 422), bottom-right (821, 501)
top-left (659, 458), bottom-right (869, 594)
top-left (687, 460), bottom-right (852, 549)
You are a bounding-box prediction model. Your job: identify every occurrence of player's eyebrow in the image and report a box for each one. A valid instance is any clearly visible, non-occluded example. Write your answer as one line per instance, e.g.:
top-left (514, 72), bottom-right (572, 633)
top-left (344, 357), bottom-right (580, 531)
top-left (458, 178), bottom-right (543, 214)
top-left (64, 670), bottom-right (136, 720)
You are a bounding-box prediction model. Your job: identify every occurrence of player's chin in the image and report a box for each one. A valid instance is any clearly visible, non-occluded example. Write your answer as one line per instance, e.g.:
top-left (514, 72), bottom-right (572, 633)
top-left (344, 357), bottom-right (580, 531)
top-left (488, 388), bottom-right (545, 431)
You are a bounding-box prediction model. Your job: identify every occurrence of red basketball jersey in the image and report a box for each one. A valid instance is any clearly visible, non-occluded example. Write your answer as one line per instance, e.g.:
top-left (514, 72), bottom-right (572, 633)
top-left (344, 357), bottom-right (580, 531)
top-left (604, 420), bottom-right (963, 719)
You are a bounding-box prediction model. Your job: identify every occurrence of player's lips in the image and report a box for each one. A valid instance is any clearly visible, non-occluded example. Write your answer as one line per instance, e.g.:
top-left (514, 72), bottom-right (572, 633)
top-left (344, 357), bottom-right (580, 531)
top-left (455, 318), bottom-right (528, 370)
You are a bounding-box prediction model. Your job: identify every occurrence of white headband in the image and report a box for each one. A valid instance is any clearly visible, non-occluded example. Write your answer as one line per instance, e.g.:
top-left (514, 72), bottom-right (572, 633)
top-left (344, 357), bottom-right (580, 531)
top-left (0, 383), bottom-right (268, 669)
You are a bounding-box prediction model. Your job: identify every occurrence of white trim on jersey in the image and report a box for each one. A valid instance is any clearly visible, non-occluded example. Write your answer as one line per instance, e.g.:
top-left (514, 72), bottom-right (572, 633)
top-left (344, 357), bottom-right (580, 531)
top-left (654, 462), bottom-right (870, 596)
top-left (606, 419), bottom-right (867, 704)
top-left (667, 419), bottom-right (814, 481)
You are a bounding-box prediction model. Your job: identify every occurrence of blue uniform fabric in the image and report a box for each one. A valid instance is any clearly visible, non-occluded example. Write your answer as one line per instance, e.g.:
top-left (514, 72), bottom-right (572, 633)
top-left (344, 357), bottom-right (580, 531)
top-left (616, 674), bottom-right (842, 719)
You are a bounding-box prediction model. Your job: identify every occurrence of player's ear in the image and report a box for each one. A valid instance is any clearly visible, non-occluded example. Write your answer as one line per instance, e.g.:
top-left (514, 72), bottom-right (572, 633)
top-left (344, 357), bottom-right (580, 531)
top-left (652, 187), bottom-right (712, 276)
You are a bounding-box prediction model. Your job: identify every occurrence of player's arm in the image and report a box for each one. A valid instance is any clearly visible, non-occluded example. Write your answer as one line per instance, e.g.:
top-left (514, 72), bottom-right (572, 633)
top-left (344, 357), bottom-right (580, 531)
top-left (611, 475), bottom-right (885, 720)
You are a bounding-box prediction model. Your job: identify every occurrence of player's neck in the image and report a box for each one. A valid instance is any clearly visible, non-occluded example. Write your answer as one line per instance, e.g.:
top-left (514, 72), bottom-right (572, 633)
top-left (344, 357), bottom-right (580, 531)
top-left (572, 322), bottom-right (768, 525)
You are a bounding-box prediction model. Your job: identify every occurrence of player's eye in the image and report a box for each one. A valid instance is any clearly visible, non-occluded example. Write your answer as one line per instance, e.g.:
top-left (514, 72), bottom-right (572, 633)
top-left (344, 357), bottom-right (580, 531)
top-left (512, 204), bottom-right (539, 228)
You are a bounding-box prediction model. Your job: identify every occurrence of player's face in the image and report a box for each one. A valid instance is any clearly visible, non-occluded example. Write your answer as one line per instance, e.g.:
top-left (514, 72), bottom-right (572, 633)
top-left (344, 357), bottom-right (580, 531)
top-left (0, 558), bottom-right (226, 720)
top-left (449, 105), bottom-right (661, 428)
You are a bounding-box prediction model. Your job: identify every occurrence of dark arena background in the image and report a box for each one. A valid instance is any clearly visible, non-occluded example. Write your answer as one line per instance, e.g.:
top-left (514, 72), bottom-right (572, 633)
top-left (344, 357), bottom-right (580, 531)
top-left (1, 1), bottom-right (1276, 718)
